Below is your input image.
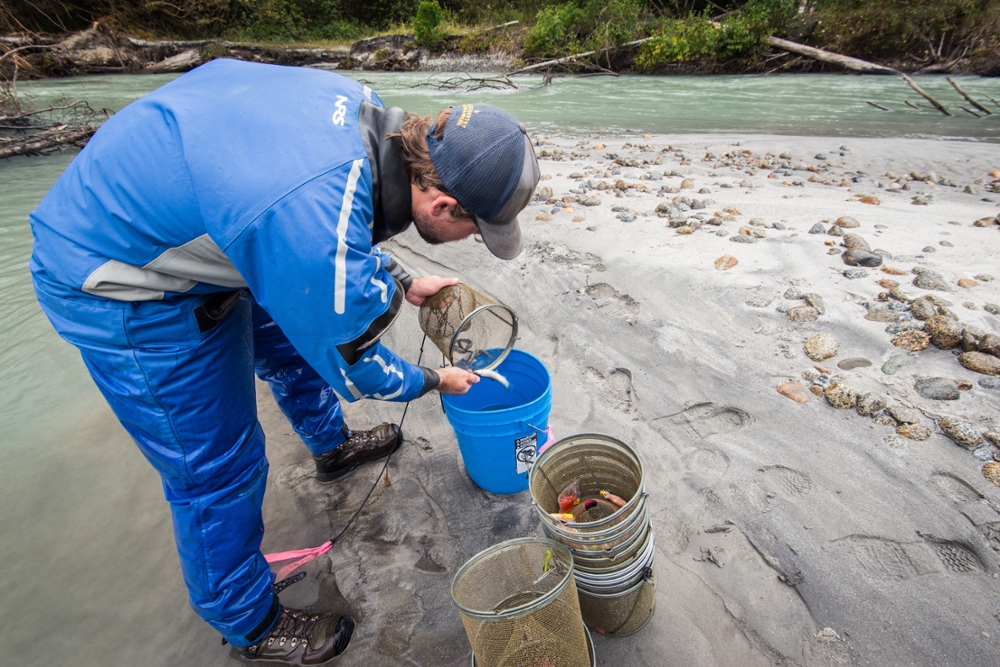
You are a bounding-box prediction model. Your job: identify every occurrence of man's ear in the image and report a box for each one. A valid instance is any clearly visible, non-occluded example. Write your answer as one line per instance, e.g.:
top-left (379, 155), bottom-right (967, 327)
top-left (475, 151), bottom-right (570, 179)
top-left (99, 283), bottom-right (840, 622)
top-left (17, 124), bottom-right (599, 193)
top-left (429, 193), bottom-right (459, 219)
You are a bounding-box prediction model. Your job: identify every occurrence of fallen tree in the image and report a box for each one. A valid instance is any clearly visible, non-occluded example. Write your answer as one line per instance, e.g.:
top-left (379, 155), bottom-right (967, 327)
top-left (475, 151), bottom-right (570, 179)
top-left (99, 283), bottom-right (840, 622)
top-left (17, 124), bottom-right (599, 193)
top-left (764, 36), bottom-right (900, 75)
top-left (1, 47), bottom-right (103, 158)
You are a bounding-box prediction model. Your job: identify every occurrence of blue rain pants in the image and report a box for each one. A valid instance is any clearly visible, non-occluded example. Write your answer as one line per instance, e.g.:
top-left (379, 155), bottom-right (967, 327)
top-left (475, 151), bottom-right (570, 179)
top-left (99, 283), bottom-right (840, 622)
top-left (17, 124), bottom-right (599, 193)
top-left (33, 283), bottom-right (346, 646)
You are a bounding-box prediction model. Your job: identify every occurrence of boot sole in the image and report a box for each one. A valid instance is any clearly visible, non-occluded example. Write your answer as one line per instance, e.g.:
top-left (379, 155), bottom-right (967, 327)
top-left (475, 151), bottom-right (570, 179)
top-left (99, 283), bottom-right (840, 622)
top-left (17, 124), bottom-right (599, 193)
top-left (315, 429), bottom-right (403, 484)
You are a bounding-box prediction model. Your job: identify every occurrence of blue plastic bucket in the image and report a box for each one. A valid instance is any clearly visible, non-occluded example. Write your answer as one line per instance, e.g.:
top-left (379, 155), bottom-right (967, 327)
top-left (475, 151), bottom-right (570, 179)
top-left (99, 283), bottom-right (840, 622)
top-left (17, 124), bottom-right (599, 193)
top-left (442, 349), bottom-right (552, 494)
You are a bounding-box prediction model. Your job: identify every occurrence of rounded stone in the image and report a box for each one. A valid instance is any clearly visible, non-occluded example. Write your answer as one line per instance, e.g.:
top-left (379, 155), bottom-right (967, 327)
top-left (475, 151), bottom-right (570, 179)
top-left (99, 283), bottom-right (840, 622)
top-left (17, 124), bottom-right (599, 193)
top-left (842, 248), bottom-right (883, 268)
top-left (910, 297), bottom-right (938, 320)
top-left (938, 416), bottom-right (983, 448)
top-left (808, 222), bottom-right (825, 234)
top-left (787, 306), bottom-right (820, 323)
top-left (886, 321), bottom-right (923, 336)
top-left (924, 315), bottom-right (963, 349)
top-left (912, 270), bottom-right (949, 291)
top-left (865, 305), bottom-right (898, 322)
top-left (715, 255), bottom-right (738, 270)
top-left (776, 382), bottom-right (811, 404)
top-left (843, 269), bottom-right (869, 279)
top-left (883, 435), bottom-right (908, 448)
top-left (842, 233), bottom-right (871, 250)
top-left (873, 409), bottom-right (899, 427)
top-left (914, 377), bottom-right (961, 401)
top-left (897, 423), bottom-right (932, 440)
top-left (838, 357), bottom-right (872, 370)
top-left (825, 383), bottom-right (858, 409)
top-left (973, 446), bottom-right (995, 462)
top-left (746, 294), bottom-right (776, 308)
top-left (891, 330), bottom-right (930, 352)
top-left (958, 278), bottom-right (979, 288)
top-left (888, 405), bottom-right (919, 424)
top-left (959, 352), bottom-right (1000, 376)
top-left (784, 287), bottom-right (804, 300)
top-left (881, 354), bottom-right (918, 375)
top-left (803, 293), bottom-right (826, 314)
top-left (805, 333), bottom-right (839, 361)
top-left (857, 392), bottom-right (886, 417)
top-left (984, 432), bottom-right (1000, 447)
top-left (835, 216), bottom-right (861, 228)
top-left (983, 462), bottom-right (1000, 487)
top-left (979, 333), bottom-right (1000, 357)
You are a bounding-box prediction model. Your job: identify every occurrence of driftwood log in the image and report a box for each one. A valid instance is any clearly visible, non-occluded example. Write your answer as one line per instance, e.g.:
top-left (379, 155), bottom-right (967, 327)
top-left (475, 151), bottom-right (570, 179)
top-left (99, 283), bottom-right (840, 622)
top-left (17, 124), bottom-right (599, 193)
top-left (765, 37), bottom-right (960, 117)
top-left (764, 37), bottom-right (899, 75)
top-left (947, 77), bottom-right (992, 115)
top-left (2, 25), bottom-right (351, 79)
top-left (0, 124), bottom-right (96, 159)
top-left (901, 75), bottom-right (953, 116)
top-left (505, 37), bottom-right (655, 76)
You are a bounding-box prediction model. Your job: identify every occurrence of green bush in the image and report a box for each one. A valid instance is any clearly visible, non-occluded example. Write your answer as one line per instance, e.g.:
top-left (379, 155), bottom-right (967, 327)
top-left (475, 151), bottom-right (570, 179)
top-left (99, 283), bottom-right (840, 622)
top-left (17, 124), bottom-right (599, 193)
top-left (637, 0), bottom-right (797, 69)
top-left (813, 0), bottom-right (999, 59)
top-left (413, 1), bottom-right (446, 51)
top-left (635, 14), bottom-right (722, 68)
top-left (523, 0), bottom-right (642, 57)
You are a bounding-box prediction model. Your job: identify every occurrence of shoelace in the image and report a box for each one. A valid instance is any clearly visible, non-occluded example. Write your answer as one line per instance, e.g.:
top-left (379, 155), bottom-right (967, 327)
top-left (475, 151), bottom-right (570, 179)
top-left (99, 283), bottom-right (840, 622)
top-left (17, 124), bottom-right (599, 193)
top-left (263, 610), bottom-right (322, 651)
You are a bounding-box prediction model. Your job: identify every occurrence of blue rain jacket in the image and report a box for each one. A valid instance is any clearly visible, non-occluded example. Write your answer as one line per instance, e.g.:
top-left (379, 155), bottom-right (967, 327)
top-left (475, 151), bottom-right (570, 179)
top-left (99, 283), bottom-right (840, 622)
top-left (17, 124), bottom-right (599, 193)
top-left (30, 59), bottom-right (426, 402)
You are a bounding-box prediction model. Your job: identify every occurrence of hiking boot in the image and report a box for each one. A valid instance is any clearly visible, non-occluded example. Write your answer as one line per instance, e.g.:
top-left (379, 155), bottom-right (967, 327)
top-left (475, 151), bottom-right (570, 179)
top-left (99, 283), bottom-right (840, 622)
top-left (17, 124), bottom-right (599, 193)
top-left (236, 607), bottom-right (354, 665)
top-left (313, 423), bottom-right (402, 483)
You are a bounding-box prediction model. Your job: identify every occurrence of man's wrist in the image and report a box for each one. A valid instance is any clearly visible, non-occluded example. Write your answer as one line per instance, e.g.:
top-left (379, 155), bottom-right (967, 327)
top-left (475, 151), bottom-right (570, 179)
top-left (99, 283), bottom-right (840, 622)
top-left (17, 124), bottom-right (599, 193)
top-left (416, 366), bottom-right (440, 397)
top-left (384, 258), bottom-right (413, 294)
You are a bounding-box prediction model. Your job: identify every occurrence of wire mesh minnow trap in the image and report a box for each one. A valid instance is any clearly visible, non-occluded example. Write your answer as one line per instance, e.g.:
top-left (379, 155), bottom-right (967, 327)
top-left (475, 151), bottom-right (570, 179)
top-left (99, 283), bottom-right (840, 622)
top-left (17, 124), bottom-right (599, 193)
top-left (418, 283), bottom-right (517, 372)
top-left (451, 538), bottom-right (592, 667)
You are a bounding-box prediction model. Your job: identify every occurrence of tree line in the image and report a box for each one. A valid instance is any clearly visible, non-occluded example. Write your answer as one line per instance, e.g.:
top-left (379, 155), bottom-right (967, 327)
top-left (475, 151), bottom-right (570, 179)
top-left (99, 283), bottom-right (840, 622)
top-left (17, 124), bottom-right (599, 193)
top-left (2, 1), bottom-right (998, 70)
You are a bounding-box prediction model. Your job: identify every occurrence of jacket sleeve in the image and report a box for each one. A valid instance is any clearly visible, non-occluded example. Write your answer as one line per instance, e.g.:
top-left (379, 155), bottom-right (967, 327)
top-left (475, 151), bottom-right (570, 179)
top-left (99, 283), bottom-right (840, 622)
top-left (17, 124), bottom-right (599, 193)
top-left (223, 160), bottom-right (433, 402)
top-left (373, 245), bottom-right (413, 294)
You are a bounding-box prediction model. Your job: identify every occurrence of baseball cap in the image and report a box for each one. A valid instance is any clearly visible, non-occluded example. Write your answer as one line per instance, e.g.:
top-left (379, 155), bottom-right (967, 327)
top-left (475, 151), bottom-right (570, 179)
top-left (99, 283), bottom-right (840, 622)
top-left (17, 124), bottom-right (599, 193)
top-left (427, 104), bottom-right (540, 260)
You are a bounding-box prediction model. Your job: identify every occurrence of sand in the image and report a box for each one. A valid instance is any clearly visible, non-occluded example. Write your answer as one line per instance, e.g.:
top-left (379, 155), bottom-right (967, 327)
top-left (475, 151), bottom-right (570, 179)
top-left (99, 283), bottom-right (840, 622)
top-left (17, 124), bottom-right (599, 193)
top-left (19, 133), bottom-right (1000, 667)
top-left (256, 133), bottom-right (1000, 667)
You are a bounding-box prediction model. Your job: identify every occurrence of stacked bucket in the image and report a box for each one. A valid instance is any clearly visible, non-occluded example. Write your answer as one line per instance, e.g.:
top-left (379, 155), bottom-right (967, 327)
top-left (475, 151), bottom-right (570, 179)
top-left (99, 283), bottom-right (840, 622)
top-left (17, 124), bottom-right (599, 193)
top-left (528, 434), bottom-right (656, 636)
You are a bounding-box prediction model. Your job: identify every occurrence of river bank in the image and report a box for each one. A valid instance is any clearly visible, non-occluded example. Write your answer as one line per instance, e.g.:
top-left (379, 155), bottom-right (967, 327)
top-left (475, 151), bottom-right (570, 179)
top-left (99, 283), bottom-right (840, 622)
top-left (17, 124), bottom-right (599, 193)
top-left (3, 121), bottom-right (1000, 665)
top-left (3, 20), bottom-right (1000, 81)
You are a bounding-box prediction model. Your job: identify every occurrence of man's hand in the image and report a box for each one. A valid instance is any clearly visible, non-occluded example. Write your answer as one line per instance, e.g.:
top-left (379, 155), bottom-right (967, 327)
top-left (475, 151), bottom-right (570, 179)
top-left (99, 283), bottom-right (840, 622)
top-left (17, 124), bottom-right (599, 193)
top-left (435, 366), bottom-right (479, 395)
top-left (406, 276), bottom-right (460, 307)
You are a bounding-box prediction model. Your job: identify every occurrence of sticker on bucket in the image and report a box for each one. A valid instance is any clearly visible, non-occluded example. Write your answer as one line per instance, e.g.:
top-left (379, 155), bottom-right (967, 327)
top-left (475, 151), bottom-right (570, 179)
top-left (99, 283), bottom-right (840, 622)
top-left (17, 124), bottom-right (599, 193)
top-left (514, 433), bottom-right (537, 475)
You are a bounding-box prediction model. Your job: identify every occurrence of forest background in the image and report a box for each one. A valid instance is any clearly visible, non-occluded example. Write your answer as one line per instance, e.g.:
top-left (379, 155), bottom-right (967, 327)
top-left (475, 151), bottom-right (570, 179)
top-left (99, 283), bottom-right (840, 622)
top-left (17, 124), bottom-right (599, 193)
top-left (2, 1), bottom-right (1000, 74)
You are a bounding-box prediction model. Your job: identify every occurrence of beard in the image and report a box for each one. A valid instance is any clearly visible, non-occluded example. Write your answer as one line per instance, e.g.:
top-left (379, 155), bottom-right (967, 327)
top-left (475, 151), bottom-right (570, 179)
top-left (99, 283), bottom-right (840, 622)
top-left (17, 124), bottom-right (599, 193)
top-left (412, 209), bottom-right (446, 245)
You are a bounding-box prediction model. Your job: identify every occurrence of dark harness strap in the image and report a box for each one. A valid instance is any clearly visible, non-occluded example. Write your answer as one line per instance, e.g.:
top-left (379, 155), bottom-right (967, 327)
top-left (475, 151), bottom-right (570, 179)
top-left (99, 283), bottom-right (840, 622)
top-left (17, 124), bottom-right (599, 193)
top-left (194, 290), bottom-right (243, 333)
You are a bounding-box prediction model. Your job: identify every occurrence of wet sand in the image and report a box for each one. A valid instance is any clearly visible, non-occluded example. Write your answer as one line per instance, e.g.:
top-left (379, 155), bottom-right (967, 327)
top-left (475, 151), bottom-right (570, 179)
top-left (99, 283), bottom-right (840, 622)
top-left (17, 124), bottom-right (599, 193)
top-left (8, 133), bottom-right (1000, 667)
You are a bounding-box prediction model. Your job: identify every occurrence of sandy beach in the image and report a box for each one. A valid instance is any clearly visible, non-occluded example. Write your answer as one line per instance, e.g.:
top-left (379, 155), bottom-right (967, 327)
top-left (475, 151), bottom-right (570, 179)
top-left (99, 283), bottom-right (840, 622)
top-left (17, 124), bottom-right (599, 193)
top-left (250, 132), bottom-right (1000, 667)
top-left (10, 132), bottom-right (1000, 667)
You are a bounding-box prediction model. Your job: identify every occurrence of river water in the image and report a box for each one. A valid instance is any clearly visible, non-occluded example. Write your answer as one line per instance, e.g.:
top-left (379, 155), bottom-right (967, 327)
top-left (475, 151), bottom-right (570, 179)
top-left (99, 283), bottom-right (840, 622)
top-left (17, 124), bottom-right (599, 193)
top-left (2, 69), bottom-right (999, 665)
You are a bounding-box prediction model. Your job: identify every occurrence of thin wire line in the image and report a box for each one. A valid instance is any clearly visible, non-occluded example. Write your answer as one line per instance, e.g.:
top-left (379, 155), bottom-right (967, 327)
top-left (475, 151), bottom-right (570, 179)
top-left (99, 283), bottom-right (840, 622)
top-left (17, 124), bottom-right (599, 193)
top-left (327, 333), bottom-right (427, 547)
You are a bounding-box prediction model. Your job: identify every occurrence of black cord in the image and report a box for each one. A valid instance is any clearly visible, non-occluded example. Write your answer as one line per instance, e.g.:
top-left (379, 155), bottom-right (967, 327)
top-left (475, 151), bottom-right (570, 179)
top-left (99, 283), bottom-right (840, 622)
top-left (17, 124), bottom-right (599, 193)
top-left (326, 333), bottom-right (427, 548)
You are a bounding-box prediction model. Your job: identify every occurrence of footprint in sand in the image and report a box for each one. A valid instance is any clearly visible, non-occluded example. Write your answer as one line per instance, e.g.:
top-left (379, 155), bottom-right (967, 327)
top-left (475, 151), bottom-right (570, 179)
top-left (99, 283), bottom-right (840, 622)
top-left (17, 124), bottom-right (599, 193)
top-left (681, 448), bottom-right (731, 490)
top-left (653, 401), bottom-right (754, 446)
top-left (929, 471), bottom-right (1000, 526)
top-left (529, 241), bottom-right (606, 272)
top-left (759, 465), bottom-right (813, 498)
top-left (583, 366), bottom-right (636, 415)
top-left (831, 534), bottom-right (985, 579)
top-left (584, 283), bottom-right (640, 323)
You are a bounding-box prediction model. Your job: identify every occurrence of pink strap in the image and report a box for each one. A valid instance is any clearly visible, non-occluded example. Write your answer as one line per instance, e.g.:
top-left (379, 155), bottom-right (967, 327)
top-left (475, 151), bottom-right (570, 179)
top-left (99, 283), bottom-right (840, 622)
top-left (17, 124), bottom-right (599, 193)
top-left (265, 541), bottom-right (333, 581)
top-left (537, 426), bottom-right (555, 455)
